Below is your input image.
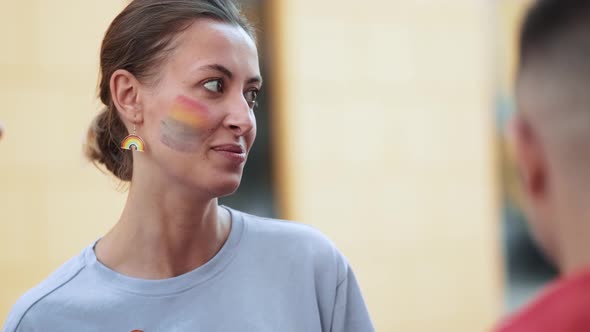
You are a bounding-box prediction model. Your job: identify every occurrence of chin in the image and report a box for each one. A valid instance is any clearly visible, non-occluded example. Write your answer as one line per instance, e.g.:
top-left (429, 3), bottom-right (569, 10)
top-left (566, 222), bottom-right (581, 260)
top-left (206, 173), bottom-right (243, 198)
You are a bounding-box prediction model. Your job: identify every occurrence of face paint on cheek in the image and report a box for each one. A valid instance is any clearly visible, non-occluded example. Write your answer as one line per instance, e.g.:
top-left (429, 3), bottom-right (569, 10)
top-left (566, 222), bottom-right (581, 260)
top-left (160, 95), bottom-right (210, 152)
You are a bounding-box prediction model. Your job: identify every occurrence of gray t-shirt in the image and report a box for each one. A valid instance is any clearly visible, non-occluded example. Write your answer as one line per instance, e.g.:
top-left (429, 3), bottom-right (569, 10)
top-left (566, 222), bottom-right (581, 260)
top-left (2, 207), bottom-right (374, 332)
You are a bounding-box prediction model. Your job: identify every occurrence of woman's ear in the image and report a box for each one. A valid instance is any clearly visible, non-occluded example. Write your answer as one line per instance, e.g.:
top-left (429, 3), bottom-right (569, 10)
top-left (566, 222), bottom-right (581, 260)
top-left (110, 69), bottom-right (144, 125)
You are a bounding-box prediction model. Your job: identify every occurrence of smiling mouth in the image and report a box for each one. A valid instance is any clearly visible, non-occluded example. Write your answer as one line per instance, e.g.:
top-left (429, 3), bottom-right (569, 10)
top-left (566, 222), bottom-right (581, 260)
top-left (212, 144), bottom-right (244, 153)
top-left (211, 144), bottom-right (246, 163)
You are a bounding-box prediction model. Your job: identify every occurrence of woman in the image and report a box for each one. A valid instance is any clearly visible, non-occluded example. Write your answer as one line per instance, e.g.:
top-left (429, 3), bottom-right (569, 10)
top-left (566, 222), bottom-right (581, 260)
top-left (2, 0), bottom-right (374, 331)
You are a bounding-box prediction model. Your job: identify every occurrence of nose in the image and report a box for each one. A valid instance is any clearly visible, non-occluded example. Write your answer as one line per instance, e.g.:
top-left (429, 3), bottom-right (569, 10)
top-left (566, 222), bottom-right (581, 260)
top-left (223, 94), bottom-right (255, 136)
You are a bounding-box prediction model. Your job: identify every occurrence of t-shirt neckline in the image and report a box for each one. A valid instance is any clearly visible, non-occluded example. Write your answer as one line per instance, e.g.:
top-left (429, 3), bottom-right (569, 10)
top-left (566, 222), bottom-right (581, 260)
top-left (83, 205), bottom-right (244, 296)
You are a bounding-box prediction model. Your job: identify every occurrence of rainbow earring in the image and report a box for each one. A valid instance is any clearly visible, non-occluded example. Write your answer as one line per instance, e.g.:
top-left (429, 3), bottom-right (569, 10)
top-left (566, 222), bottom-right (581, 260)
top-left (120, 124), bottom-right (146, 152)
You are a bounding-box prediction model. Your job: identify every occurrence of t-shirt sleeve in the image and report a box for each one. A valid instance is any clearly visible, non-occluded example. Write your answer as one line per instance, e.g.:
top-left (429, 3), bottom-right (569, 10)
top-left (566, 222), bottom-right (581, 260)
top-left (2, 309), bottom-right (22, 332)
top-left (2, 291), bottom-right (38, 332)
top-left (1, 255), bottom-right (86, 332)
top-left (330, 263), bottom-right (375, 332)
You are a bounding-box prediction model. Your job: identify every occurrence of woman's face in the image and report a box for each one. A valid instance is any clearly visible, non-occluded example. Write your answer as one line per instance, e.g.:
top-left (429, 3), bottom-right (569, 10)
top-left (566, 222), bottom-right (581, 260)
top-left (138, 19), bottom-right (261, 197)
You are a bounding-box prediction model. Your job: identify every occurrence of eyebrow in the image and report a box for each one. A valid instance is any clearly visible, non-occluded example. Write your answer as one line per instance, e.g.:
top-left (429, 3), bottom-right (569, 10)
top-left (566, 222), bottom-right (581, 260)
top-left (202, 64), bottom-right (263, 86)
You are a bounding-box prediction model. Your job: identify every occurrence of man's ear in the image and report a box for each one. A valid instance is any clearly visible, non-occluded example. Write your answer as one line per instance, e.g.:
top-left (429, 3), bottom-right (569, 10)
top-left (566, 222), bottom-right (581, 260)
top-left (110, 69), bottom-right (144, 125)
top-left (510, 113), bottom-right (547, 198)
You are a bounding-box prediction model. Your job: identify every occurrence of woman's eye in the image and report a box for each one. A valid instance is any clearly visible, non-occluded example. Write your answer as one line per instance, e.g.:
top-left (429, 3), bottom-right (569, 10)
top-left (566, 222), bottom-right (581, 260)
top-left (245, 89), bottom-right (259, 107)
top-left (203, 79), bottom-right (223, 93)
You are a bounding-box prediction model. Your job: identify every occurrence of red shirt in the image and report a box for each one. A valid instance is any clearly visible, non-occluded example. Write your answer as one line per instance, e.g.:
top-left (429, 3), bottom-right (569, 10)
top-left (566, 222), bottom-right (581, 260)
top-left (495, 267), bottom-right (590, 332)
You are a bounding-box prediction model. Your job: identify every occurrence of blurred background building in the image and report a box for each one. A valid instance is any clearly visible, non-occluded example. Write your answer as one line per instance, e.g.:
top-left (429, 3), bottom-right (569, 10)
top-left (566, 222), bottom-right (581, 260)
top-left (0, 0), bottom-right (552, 331)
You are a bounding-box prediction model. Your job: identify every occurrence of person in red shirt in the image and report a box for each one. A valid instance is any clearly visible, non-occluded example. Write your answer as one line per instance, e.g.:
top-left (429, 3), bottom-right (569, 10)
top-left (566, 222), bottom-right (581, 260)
top-left (495, 0), bottom-right (590, 331)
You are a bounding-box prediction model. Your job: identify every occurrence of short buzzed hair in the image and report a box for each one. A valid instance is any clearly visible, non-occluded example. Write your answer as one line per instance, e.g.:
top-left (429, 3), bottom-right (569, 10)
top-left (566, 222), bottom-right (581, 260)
top-left (516, 0), bottom-right (590, 174)
top-left (519, 0), bottom-right (590, 74)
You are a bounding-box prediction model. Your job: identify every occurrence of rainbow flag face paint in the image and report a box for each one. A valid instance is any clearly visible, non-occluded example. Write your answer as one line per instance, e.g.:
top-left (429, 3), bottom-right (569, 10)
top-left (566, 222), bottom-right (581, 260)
top-left (160, 95), bottom-right (210, 152)
top-left (169, 95), bottom-right (208, 128)
top-left (121, 135), bottom-right (145, 152)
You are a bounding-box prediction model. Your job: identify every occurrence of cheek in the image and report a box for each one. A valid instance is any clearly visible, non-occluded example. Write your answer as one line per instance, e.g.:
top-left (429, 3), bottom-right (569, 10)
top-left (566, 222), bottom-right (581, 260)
top-left (247, 123), bottom-right (257, 150)
top-left (159, 96), bottom-right (212, 153)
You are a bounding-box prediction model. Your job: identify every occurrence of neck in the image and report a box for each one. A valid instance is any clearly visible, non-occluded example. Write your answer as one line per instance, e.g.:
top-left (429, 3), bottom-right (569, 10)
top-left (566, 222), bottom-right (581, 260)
top-left (556, 205), bottom-right (590, 277)
top-left (94, 172), bottom-right (231, 280)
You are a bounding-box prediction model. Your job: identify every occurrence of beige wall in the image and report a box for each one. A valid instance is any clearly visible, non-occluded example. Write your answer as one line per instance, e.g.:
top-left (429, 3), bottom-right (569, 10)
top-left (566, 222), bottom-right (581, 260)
top-left (0, 0), bottom-right (126, 322)
top-left (269, 1), bottom-right (503, 331)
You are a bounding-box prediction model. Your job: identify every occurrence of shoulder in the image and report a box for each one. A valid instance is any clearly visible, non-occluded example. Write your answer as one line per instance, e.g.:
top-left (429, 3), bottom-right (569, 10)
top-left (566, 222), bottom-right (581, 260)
top-left (237, 208), bottom-right (338, 254)
top-left (2, 251), bottom-right (87, 332)
top-left (234, 208), bottom-right (349, 283)
top-left (495, 269), bottom-right (590, 332)
top-left (239, 209), bottom-right (329, 240)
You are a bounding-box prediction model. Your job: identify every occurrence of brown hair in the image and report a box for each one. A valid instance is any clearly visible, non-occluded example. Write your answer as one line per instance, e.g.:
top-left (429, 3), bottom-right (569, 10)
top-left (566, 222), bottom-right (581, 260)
top-left (85, 0), bottom-right (255, 181)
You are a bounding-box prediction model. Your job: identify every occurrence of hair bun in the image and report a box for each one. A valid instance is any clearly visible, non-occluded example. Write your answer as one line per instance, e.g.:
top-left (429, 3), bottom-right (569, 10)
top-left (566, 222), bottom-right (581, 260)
top-left (84, 109), bottom-right (133, 181)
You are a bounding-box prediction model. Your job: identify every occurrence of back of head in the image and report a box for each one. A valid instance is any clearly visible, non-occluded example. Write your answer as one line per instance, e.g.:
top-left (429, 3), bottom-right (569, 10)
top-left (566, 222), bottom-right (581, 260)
top-left (520, 0), bottom-right (590, 68)
top-left (85, 0), bottom-right (255, 181)
top-left (517, 0), bottom-right (590, 178)
top-left (515, 0), bottom-right (590, 271)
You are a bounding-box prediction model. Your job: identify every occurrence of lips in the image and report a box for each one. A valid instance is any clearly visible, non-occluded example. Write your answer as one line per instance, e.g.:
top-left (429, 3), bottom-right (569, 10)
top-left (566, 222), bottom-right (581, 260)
top-left (211, 144), bottom-right (245, 153)
top-left (211, 144), bottom-right (246, 164)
